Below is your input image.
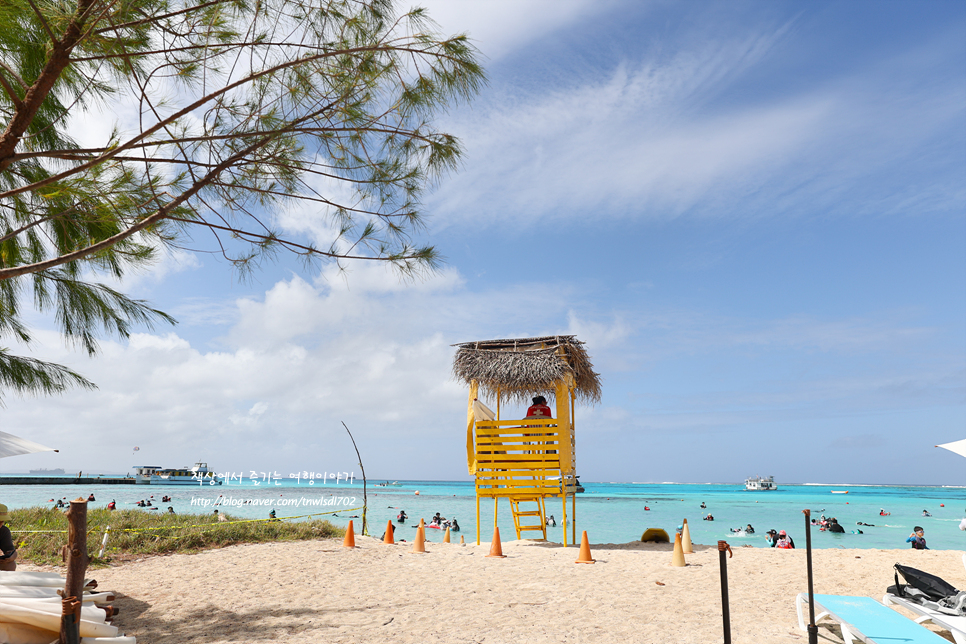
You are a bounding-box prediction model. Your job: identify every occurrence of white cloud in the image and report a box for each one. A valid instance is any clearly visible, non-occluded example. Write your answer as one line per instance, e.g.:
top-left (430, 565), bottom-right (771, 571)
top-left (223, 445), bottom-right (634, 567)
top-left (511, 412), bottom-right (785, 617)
top-left (1, 266), bottom-right (580, 477)
top-left (419, 0), bottom-right (618, 61)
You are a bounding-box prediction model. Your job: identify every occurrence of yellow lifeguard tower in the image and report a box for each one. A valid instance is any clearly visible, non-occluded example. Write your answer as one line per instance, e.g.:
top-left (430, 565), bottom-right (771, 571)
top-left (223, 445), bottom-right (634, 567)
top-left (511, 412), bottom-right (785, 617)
top-left (453, 336), bottom-right (601, 546)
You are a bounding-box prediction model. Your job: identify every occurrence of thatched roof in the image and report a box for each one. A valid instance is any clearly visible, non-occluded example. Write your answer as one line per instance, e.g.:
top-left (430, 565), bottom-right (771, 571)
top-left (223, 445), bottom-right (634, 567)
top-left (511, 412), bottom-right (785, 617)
top-left (452, 336), bottom-right (601, 405)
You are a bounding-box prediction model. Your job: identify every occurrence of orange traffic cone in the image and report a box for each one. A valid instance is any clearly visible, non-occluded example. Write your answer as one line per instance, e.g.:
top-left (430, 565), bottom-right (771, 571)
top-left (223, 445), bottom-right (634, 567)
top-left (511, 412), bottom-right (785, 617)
top-left (682, 519), bottom-right (693, 554)
top-left (486, 527), bottom-right (507, 558)
top-left (419, 518), bottom-right (425, 529)
top-left (671, 532), bottom-right (686, 567)
top-left (343, 520), bottom-right (356, 548)
top-left (460, 535), bottom-right (465, 544)
top-left (383, 520), bottom-right (395, 545)
top-left (444, 527), bottom-right (451, 543)
top-left (575, 530), bottom-right (595, 564)
top-left (412, 525), bottom-right (427, 553)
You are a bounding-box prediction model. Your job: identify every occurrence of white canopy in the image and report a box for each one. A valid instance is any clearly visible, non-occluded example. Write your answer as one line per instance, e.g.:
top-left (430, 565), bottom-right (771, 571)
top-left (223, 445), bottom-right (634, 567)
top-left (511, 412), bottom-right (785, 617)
top-left (936, 439), bottom-right (966, 459)
top-left (0, 430), bottom-right (57, 459)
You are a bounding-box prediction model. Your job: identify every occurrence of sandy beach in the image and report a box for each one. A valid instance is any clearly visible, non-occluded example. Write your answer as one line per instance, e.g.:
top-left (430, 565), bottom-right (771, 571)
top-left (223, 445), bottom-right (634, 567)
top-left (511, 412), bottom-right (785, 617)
top-left (43, 536), bottom-right (966, 643)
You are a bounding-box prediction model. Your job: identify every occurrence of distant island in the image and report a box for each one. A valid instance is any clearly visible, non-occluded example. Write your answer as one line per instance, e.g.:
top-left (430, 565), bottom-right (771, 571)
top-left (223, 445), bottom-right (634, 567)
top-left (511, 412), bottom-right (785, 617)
top-left (29, 468), bottom-right (65, 476)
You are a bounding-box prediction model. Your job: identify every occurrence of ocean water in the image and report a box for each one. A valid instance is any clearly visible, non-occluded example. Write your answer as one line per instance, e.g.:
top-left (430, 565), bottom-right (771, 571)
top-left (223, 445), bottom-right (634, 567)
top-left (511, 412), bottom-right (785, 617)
top-left (5, 479), bottom-right (966, 550)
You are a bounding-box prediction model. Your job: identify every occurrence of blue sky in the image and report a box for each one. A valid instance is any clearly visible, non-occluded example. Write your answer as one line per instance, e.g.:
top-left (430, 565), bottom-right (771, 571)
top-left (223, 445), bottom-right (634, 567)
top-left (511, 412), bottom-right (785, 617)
top-left (4, 0), bottom-right (965, 485)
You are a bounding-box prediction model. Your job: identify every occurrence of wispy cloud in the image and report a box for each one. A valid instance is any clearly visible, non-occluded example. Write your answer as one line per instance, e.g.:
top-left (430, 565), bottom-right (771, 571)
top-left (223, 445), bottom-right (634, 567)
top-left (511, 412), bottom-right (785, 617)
top-left (428, 15), bottom-right (964, 230)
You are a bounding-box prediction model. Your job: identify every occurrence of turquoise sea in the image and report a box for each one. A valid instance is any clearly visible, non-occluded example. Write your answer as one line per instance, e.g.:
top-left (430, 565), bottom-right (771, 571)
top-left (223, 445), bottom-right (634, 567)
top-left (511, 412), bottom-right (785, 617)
top-left (4, 479), bottom-right (965, 550)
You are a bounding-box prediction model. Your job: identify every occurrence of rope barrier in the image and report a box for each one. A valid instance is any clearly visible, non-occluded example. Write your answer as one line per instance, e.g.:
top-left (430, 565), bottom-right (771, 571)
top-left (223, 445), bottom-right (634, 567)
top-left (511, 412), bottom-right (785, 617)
top-left (112, 507), bottom-right (363, 533)
top-left (10, 507), bottom-right (361, 537)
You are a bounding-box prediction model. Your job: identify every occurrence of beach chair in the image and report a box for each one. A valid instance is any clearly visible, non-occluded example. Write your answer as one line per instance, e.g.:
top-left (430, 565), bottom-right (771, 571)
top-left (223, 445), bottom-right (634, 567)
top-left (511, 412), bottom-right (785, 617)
top-left (796, 593), bottom-right (950, 643)
top-left (883, 593), bottom-right (966, 644)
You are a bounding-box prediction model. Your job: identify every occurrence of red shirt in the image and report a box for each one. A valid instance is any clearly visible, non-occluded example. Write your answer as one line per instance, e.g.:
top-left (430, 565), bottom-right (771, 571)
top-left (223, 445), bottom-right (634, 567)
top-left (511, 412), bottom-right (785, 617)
top-left (526, 404), bottom-right (552, 419)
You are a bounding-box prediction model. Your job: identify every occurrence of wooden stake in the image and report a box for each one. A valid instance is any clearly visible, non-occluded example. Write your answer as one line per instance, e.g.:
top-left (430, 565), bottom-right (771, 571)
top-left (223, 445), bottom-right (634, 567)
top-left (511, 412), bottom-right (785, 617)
top-left (61, 497), bottom-right (88, 644)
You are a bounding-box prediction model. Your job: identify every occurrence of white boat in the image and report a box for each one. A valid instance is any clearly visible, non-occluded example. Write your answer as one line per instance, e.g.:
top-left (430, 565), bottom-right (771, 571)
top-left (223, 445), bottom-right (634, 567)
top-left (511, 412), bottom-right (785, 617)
top-left (134, 462), bottom-right (222, 485)
top-left (744, 475), bottom-right (777, 491)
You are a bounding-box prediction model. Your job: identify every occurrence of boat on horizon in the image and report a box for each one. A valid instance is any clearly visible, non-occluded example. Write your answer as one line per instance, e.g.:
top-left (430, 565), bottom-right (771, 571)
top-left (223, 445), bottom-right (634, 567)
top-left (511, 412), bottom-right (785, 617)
top-left (134, 462), bottom-right (222, 485)
top-left (744, 475), bottom-right (778, 491)
top-left (28, 468), bottom-right (65, 476)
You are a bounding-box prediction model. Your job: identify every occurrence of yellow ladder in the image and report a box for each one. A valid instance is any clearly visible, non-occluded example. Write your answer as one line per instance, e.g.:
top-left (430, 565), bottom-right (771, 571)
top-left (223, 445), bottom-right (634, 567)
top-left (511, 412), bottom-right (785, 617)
top-left (509, 497), bottom-right (547, 540)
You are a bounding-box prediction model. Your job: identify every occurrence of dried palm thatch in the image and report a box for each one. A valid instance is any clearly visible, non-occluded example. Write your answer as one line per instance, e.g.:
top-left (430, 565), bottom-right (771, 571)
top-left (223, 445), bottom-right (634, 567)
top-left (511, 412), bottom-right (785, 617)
top-left (452, 336), bottom-right (601, 405)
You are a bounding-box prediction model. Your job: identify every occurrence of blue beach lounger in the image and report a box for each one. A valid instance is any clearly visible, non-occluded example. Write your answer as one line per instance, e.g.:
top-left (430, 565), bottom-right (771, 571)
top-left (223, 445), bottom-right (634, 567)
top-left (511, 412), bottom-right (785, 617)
top-left (796, 593), bottom-right (951, 643)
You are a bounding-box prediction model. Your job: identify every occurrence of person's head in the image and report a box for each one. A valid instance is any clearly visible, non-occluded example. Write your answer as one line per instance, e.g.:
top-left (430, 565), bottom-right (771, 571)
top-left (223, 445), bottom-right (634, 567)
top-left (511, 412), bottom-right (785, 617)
top-left (0, 503), bottom-right (9, 525)
top-left (532, 395), bottom-right (547, 406)
top-left (914, 526), bottom-right (924, 534)
top-left (778, 530), bottom-right (787, 537)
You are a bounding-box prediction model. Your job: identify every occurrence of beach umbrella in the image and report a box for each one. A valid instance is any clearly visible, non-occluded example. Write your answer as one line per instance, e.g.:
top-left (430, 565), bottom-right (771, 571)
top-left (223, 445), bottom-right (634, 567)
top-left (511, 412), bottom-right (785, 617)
top-left (0, 429), bottom-right (58, 459)
top-left (473, 399), bottom-right (496, 421)
top-left (936, 439), bottom-right (966, 459)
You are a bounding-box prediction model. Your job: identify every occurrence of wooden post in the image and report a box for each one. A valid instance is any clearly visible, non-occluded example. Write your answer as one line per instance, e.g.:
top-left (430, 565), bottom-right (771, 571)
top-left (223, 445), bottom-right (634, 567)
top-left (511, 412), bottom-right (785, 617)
top-left (718, 540), bottom-right (733, 644)
top-left (61, 497), bottom-right (89, 644)
top-left (803, 509), bottom-right (818, 644)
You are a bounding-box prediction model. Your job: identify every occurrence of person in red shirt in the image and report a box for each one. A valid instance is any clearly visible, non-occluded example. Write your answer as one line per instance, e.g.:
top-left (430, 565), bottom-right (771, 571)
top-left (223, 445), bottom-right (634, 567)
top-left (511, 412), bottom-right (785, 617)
top-left (526, 396), bottom-right (552, 419)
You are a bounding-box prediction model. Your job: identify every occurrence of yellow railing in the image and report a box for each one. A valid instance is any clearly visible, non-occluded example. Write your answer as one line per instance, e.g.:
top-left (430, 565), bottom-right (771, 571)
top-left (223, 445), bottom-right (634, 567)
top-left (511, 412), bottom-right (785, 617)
top-left (473, 418), bottom-right (578, 545)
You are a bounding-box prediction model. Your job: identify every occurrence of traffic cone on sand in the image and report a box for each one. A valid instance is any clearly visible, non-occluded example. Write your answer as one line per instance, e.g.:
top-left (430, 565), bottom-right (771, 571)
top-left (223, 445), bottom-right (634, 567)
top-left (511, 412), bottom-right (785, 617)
top-left (384, 520), bottom-right (395, 545)
top-left (444, 527), bottom-right (451, 543)
top-left (486, 527), bottom-right (507, 558)
top-left (575, 531), bottom-right (595, 564)
top-left (343, 520), bottom-right (356, 548)
top-left (682, 519), bottom-right (693, 554)
top-left (412, 525), bottom-right (427, 553)
top-left (460, 535), bottom-right (465, 545)
top-left (671, 532), bottom-right (686, 567)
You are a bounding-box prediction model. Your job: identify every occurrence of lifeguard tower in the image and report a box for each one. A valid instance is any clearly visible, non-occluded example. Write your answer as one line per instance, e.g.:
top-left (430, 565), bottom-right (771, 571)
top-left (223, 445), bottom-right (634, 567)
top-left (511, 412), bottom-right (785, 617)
top-left (453, 336), bottom-right (600, 546)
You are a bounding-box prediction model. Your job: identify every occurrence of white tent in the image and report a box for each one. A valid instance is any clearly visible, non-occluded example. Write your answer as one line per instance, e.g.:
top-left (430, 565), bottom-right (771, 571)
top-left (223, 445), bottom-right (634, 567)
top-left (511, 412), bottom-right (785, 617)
top-left (936, 439), bottom-right (966, 459)
top-left (0, 430), bottom-right (57, 459)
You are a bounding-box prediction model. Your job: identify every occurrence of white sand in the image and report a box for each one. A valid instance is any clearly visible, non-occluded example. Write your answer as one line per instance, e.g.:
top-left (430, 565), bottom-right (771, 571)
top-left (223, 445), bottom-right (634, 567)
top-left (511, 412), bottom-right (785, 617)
top-left (63, 538), bottom-right (966, 643)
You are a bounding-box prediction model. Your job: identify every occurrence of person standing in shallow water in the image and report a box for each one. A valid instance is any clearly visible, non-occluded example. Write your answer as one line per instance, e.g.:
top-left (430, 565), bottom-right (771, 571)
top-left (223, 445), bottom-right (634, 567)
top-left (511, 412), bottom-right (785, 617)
top-left (907, 526), bottom-right (928, 549)
top-left (0, 504), bottom-right (17, 571)
top-left (775, 530), bottom-right (795, 549)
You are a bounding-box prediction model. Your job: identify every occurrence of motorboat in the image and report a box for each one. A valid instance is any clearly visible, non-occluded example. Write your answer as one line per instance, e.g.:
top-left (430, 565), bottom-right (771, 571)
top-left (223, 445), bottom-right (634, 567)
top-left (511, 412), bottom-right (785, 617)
top-left (134, 462), bottom-right (222, 485)
top-left (744, 475), bottom-right (777, 491)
